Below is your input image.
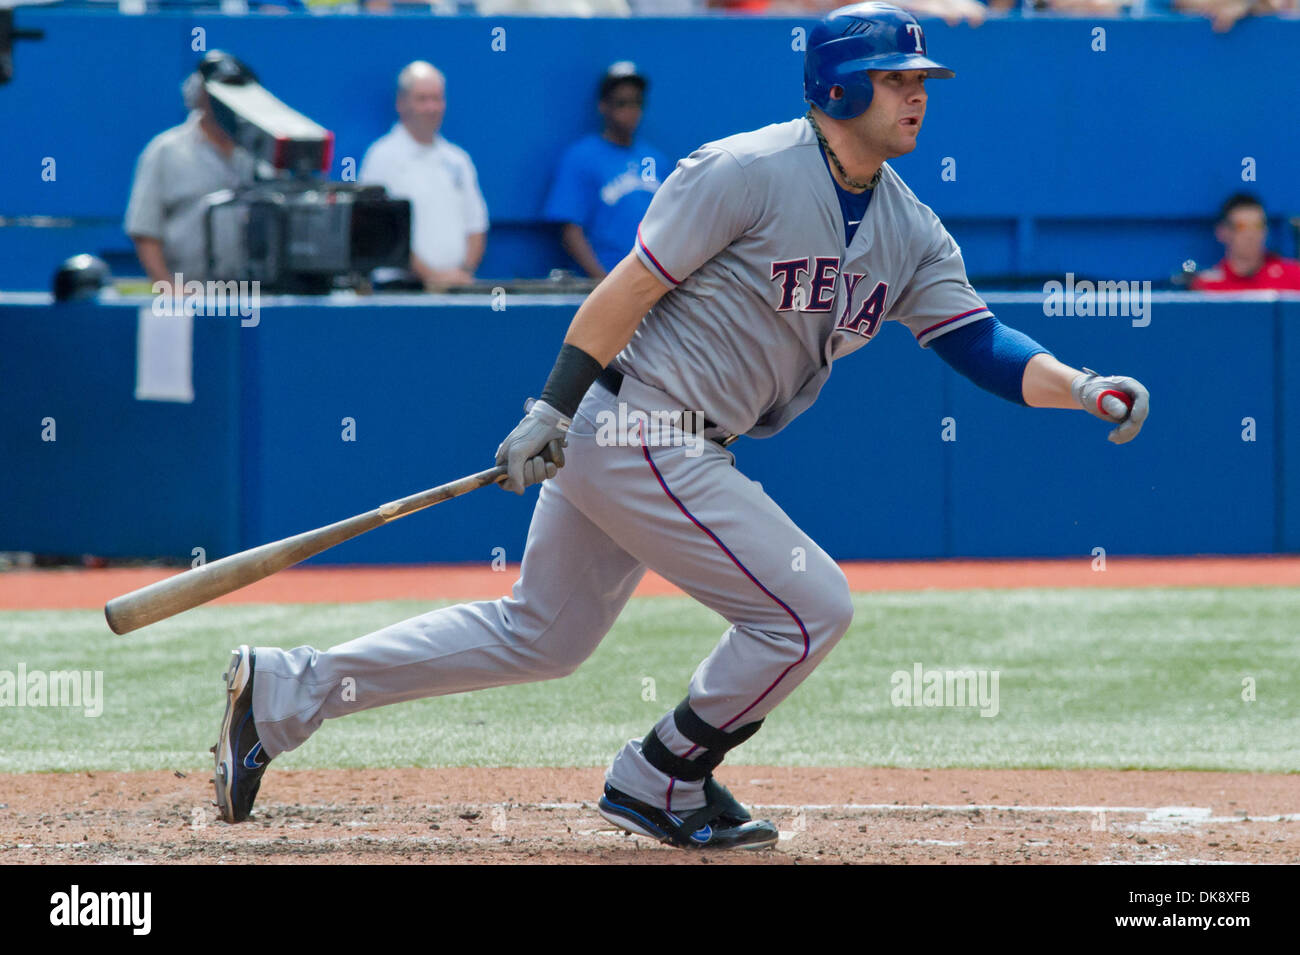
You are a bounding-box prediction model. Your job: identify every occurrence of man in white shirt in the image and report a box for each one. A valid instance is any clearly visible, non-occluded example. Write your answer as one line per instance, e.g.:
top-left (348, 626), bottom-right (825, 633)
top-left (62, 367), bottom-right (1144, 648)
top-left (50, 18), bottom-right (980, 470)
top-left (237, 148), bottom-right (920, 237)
top-left (359, 61), bottom-right (489, 288)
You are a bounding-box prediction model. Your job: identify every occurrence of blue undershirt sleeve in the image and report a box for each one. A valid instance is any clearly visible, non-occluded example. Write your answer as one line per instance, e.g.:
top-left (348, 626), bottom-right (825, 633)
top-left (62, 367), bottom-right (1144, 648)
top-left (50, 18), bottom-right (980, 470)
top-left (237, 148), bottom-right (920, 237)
top-left (928, 316), bottom-right (1051, 406)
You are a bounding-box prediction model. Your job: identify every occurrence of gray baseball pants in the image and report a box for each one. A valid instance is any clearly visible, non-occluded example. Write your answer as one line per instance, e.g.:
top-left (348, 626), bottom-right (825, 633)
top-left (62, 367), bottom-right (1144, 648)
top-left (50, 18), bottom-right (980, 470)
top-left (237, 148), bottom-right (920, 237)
top-left (250, 376), bottom-right (853, 812)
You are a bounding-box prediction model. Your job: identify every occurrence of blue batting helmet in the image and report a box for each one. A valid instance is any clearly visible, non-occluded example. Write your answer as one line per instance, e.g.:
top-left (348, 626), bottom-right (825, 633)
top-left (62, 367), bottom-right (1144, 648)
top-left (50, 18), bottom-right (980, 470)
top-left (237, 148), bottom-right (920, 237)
top-left (804, 3), bottom-right (954, 120)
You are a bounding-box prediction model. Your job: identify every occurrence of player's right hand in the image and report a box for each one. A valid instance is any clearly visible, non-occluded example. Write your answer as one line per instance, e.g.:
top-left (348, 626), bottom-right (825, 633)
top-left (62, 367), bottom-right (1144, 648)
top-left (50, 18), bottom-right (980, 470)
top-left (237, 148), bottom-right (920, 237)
top-left (495, 399), bottom-right (570, 495)
top-left (1071, 369), bottom-right (1150, 445)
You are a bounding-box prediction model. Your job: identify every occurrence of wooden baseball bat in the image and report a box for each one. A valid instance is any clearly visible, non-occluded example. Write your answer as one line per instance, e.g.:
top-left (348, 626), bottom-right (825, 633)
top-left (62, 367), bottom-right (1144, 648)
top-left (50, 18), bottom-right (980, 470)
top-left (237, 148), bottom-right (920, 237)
top-left (104, 465), bottom-right (508, 635)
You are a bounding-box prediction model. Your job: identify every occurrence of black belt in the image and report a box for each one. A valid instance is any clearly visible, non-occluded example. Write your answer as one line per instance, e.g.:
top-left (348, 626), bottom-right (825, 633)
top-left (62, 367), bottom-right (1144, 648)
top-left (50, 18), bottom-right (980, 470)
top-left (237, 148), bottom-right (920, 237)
top-left (595, 367), bottom-right (738, 447)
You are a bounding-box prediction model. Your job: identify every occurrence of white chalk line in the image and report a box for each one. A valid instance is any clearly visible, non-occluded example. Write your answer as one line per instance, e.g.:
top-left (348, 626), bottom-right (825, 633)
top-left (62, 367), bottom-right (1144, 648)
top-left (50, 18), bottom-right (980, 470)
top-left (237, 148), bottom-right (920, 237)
top-left (526, 802), bottom-right (1299, 823)
top-left (248, 800), bottom-right (1299, 822)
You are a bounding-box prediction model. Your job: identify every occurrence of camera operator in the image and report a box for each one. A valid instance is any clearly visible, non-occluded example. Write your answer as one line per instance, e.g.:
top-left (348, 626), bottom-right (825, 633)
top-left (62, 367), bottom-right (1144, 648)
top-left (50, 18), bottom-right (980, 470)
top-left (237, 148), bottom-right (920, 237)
top-left (124, 54), bottom-right (257, 291)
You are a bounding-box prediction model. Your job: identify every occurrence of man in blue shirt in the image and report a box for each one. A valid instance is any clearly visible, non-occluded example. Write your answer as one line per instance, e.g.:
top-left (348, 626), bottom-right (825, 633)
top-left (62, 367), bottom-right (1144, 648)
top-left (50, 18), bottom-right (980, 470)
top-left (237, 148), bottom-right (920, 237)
top-left (543, 62), bottom-right (671, 279)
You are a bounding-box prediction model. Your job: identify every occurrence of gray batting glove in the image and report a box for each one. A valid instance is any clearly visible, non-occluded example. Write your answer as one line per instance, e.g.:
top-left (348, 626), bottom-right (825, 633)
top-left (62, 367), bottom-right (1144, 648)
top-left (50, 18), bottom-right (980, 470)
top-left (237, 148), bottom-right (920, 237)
top-left (495, 399), bottom-right (570, 495)
top-left (1071, 368), bottom-right (1150, 445)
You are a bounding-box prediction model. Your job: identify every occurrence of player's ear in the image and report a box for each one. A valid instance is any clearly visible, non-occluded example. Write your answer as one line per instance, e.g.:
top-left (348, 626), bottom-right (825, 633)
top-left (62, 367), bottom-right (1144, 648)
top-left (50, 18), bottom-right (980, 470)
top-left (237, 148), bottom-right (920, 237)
top-left (829, 85), bottom-right (845, 102)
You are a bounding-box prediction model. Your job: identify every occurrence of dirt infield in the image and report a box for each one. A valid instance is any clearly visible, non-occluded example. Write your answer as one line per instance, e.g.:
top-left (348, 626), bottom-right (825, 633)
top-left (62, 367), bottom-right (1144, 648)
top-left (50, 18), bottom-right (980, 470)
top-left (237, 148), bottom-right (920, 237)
top-left (4, 556), bottom-right (1300, 610)
top-left (1, 767), bottom-right (1295, 865)
top-left (4, 557), bottom-right (1296, 864)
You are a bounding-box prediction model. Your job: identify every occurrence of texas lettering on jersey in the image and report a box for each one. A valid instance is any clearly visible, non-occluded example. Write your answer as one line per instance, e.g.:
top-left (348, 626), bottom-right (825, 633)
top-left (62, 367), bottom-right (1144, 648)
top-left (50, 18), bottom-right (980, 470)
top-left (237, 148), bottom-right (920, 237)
top-left (627, 118), bottom-right (992, 439)
top-left (770, 256), bottom-right (889, 339)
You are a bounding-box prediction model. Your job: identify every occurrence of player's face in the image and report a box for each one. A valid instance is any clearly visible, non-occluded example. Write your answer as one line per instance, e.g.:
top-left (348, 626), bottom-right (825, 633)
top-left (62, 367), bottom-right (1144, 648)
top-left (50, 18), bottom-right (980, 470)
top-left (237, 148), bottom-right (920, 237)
top-left (398, 75), bottom-right (447, 142)
top-left (860, 70), bottom-right (928, 158)
top-left (1216, 206), bottom-right (1267, 259)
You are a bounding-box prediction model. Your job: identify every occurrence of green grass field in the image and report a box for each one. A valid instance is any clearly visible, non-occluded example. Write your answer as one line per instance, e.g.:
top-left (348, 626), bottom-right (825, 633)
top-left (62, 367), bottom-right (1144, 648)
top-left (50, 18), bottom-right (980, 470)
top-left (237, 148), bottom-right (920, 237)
top-left (1, 588), bottom-right (1296, 774)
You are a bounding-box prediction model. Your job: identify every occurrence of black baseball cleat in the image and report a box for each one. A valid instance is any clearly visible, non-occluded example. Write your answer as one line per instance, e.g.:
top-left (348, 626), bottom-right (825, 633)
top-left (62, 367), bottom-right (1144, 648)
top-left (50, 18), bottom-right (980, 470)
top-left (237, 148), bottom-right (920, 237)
top-left (213, 645), bottom-right (270, 823)
top-left (598, 777), bottom-right (779, 850)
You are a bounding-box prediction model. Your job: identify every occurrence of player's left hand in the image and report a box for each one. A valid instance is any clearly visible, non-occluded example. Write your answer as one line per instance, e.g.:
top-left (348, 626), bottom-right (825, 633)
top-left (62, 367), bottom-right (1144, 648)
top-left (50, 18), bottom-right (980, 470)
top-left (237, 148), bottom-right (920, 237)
top-left (1071, 369), bottom-right (1149, 444)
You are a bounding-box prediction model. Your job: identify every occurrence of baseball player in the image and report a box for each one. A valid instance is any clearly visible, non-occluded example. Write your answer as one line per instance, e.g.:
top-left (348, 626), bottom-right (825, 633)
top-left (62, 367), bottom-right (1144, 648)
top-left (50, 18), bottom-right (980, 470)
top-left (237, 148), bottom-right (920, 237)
top-left (214, 3), bottom-right (1149, 850)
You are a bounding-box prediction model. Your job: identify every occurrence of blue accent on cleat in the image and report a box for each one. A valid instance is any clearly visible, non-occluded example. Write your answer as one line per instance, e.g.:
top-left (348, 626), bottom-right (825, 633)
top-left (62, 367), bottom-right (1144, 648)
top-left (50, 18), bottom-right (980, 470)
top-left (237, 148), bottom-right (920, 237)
top-left (213, 646), bottom-right (271, 823)
top-left (597, 782), bottom-right (778, 850)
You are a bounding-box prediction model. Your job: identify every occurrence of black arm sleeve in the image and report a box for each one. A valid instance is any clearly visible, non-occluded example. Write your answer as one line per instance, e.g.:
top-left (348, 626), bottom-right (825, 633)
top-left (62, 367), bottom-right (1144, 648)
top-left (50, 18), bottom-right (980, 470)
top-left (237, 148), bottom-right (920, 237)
top-left (538, 342), bottom-right (604, 418)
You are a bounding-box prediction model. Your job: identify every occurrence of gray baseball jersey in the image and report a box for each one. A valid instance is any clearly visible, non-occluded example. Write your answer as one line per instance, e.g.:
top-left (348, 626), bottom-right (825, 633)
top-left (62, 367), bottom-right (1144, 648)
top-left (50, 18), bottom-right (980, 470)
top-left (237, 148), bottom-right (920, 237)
top-left (621, 116), bottom-right (990, 436)
top-left (246, 116), bottom-right (991, 824)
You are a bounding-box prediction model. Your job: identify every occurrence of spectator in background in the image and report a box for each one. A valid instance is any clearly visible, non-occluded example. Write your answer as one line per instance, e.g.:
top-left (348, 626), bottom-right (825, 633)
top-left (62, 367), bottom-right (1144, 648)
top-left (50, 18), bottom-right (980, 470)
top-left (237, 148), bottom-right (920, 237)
top-left (626, 0), bottom-right (704, 11)
top-left (986, 0), bottom-right (1126, 12)
top-left (542, 62), bottom-right (670, 279)
top-left (1038, 0), bottom-right (1128, 12)
top-left (251, 0), bottom-right (307, 12)
top-left (474, 0), bottom-right (631, 14)
top-left (988, 0), bottom-right (1296, 24)
top-left (360, 61), bottom-right (488, 288)
top-left (124, 56), bottom-right (257, 288)
top-left (357, 0), bottom-right (464, 11)
top-left (1175, 0), bottom-right (1297, 33)
top-left (1191, 193), bottom-right (1300, 292)
top-left (711, 0), bottom-right (985, 21)
top-left (881, 0), bottom-right (987, 23)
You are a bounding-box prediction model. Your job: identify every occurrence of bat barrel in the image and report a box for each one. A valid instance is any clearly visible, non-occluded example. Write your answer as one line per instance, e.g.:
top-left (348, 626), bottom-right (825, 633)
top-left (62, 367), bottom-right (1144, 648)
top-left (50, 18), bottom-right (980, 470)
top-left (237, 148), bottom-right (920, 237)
top-left (106, 565), bottom-right (245, 634)
top-left (104, 464), bottom-right (508, 634)
top-left (104, 509), bottom-right (386, 634)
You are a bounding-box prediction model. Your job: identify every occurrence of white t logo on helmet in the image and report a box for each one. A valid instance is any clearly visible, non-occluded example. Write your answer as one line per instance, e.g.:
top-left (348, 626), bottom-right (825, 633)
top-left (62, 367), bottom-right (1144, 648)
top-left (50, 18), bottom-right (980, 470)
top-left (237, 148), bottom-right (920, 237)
top-left (904, 22), bottom-right (925, 53)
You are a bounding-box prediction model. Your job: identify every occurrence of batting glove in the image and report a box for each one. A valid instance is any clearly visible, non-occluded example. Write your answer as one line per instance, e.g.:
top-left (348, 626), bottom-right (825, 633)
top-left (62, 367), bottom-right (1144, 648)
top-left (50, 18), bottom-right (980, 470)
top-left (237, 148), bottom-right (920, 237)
top-left (495, 399), bottom-right (570, 495)
top-left (1071, 368), bottom-right (1150, 445)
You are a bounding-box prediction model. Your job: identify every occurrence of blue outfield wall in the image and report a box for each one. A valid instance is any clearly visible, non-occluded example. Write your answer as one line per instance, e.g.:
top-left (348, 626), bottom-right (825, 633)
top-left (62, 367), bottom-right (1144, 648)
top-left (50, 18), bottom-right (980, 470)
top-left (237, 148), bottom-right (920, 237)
top-left (1, 12), bottom-right (1298, 288)
top-left (1281, 301), bottom-right (1300, 554)
top-left (0, 302), bottom-right (245, 559)
top-left (2, 295), bottom-right (1295, 562)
